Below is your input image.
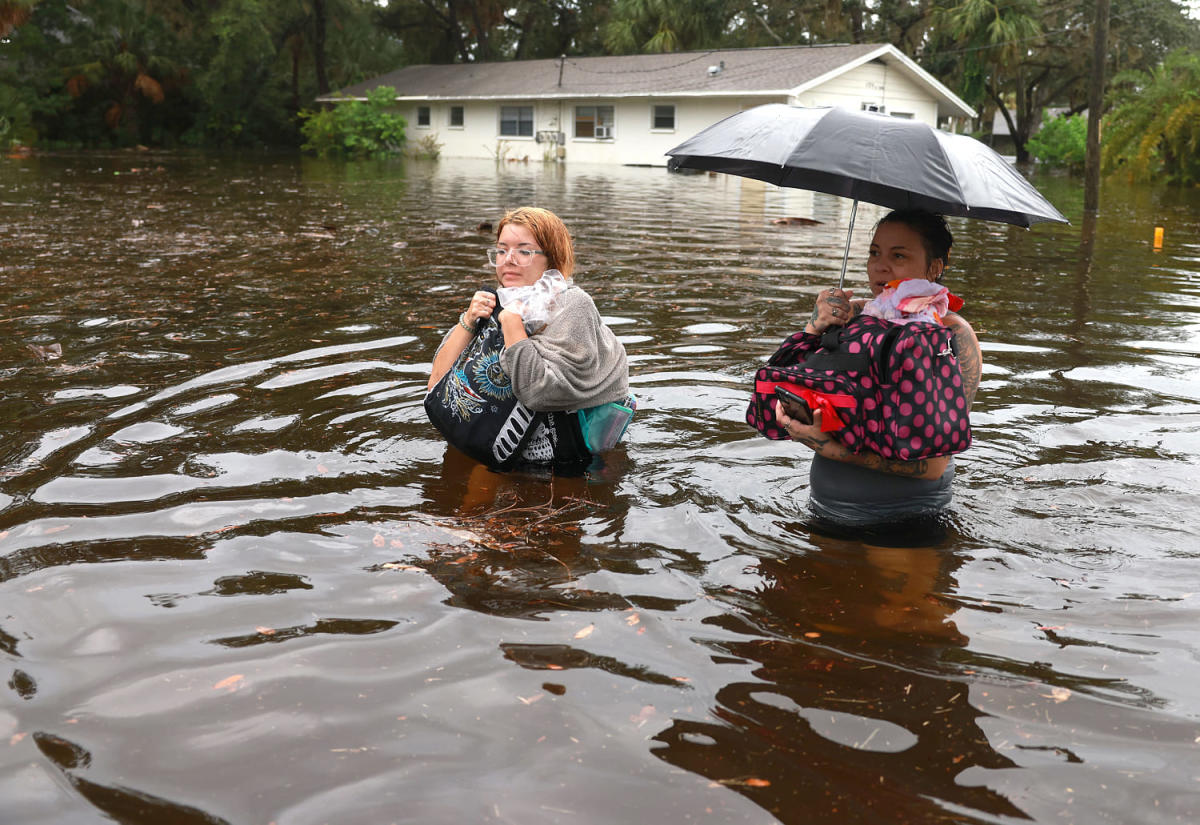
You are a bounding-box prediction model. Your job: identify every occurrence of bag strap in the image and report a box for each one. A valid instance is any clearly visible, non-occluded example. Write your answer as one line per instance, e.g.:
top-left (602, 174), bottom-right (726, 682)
top-left (469, 285), bottom-right (501, 337)
top-left (800, 322), bottom-right (872, 373)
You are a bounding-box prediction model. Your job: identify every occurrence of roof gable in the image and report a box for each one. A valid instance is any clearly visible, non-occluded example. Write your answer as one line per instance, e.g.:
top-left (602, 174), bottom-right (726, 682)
top-left (789, 44), bottom-right (976, 119)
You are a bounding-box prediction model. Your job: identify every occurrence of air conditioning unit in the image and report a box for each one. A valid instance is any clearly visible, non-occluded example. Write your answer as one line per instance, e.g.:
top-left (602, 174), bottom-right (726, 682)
top-left (594, 125), bottom-right (612, 140)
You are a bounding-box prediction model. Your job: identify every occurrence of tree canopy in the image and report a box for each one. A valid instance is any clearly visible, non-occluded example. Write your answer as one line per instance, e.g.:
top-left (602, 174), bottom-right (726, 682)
top-left (1103, 48), bottom-right (1200, 186)
top-left (1, 0), bottom-right (1197, 158)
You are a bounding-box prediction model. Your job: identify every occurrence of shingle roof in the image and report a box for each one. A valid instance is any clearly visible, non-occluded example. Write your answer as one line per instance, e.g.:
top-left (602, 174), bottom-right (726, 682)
top-left (322, 44), bottom-right (976, 119)
top-left (328, 44), bottom-right (887, 100)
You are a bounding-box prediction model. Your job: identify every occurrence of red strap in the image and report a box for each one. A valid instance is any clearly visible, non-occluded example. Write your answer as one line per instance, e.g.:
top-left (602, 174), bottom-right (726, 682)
top-left (755, 380), bottom-right (854, 432)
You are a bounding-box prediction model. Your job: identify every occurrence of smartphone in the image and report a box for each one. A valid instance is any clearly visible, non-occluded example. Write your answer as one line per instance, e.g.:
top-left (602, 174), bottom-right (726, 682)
top-left (774, 386), bottom-right (813, 425)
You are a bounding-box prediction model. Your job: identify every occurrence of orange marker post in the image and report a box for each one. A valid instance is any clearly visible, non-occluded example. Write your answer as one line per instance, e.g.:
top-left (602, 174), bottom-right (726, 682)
top-left (1153, 226), bottom-right (1164, 249)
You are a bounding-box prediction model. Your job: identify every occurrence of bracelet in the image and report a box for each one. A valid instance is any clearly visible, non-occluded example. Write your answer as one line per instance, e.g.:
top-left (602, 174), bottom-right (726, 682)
top-left (458, 312), bottom-right (473, 333)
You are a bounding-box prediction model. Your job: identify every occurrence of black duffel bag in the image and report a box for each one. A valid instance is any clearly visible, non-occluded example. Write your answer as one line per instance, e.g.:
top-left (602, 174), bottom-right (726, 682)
top-left (424, 290), bottom-right (590, 472)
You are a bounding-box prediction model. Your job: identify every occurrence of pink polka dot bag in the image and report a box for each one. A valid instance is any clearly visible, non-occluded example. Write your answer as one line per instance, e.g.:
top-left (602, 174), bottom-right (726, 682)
top-left (745, 314), bottom-right (972, 460)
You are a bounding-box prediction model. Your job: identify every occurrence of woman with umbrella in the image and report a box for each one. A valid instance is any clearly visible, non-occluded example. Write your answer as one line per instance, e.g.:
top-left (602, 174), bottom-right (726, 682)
top-left (774, 210), bottom-right (982, 526)
top-left (668, 104), bottom-right (1066, 525)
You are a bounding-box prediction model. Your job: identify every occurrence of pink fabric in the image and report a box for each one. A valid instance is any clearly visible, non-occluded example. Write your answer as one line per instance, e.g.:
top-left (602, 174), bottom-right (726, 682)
top-left (862, 279), bottom-right (953, 325)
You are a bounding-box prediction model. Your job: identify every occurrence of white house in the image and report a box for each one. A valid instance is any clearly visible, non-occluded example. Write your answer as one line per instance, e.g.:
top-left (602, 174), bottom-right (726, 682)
top-left (319, 44), bottom-right (977, 166)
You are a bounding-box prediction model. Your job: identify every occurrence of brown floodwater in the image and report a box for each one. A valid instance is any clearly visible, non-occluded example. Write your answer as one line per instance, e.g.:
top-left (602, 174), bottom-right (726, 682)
top-left (2, 151), bottom-right (1199, 825)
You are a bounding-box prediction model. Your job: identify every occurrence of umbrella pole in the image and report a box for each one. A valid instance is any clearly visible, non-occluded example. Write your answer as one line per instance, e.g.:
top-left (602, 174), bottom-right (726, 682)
top-left (837, 199), bottom-right (859, 291)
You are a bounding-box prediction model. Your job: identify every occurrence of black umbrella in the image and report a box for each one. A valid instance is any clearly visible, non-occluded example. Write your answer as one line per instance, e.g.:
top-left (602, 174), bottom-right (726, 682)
top-left (666, 104), bottom-right (1068, 287)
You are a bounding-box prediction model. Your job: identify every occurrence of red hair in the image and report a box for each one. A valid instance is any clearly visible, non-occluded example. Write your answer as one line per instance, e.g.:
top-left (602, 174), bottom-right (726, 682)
top-left (496, 207), bottom-right (575, 278)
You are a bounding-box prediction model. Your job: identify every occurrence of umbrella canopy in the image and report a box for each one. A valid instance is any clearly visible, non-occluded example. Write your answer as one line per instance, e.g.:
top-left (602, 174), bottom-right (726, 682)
top-left (666, 103), bottom-right (1068, 228)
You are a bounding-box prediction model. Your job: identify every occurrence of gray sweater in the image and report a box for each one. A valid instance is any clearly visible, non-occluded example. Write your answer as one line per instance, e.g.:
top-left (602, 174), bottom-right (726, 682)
top-left (433, 285), bottom-right (629, 412)
top-left (500, 286), bottom-right (629, 411)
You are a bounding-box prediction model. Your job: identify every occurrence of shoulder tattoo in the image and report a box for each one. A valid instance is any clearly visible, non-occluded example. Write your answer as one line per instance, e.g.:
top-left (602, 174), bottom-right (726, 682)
top-left (945, 315), bottom-right (981, 409)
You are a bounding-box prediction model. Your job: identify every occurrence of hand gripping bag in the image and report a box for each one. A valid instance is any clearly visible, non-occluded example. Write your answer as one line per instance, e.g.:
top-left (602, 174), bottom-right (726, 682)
top-left (746, 314), bottom-right (971, 461)
top-left (424, 291), bottom-right (591, 471)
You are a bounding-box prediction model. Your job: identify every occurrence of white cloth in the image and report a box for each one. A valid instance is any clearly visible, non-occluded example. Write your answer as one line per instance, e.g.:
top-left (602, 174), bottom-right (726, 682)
top-left (862, 279), bottom-right (953, 325)
top-left (496, 269), bottom-right (572, 335)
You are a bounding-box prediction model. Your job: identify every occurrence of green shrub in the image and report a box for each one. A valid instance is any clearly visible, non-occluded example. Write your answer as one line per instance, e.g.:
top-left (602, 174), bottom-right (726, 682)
top-left (1027, 111), bottom-right (1087, 171)
top-left (408, 132), bottom-right (442, 160)
top-left (299, 86), bottom-right (406, 158)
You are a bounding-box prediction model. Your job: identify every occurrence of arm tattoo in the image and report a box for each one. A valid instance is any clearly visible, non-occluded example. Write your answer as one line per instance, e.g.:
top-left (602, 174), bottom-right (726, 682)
top-left (874, 456), bottom-right (932, 478)
top-left (798, 428), bottom-right (933, 477)
top-left (946, 318), bottom-right (982, 409)
top-left (795, 434), bottom-right (827, 451)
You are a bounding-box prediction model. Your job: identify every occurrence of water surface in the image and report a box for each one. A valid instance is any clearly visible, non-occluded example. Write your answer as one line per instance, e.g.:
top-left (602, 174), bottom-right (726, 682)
top-left (2, 153), bottom-right (1199, 824)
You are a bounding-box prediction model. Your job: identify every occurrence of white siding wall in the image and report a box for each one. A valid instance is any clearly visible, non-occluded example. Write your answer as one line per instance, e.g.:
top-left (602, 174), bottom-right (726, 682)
top-left (396, 71), bottom-right (937, 165)
top-left (400, 97), bottom-right (785, 165)
top-left (791, 62), bottom-right (938, 127)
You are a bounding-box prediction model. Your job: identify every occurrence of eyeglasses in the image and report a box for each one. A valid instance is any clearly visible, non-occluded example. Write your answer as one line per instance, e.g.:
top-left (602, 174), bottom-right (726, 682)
top-left (487, 246), bottom-right (545, 267)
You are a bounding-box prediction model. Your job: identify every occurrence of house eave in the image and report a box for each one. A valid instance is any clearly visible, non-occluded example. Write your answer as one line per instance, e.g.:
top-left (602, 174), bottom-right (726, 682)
top-left (315, 90), bottom-right (793, 104)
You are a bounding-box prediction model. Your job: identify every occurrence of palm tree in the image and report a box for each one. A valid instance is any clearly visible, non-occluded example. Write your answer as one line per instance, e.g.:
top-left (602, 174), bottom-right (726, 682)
top-left (1102, 48), bottom-right (1200, 186)
top-left (604, 0), bottom-right (729, 54)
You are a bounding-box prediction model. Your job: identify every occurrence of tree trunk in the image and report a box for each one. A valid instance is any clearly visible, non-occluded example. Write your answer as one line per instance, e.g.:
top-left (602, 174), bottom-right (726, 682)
top-left (290, 36), bottom-right (301, 114)
top-left (1013, 73), bottom-right (1031, 162)
top-left (989, 87), bottom-right (1020, 157)
top-left (465, 1), bottom-right (492, 61)
top-left (1084, 0), bottom-right (1110, 214)
top-left (313, 0), bottom-right (329, 96)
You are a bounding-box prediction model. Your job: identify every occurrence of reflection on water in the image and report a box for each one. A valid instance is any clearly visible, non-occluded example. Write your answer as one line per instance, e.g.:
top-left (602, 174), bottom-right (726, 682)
top-left (2, 153), bottom-right (1200, 824)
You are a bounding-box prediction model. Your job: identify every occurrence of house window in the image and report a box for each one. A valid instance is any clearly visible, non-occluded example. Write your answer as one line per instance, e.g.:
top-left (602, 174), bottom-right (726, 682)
top-left (861, 102), bottom-right (886, 115)
top-left (499, 105), bottom-right (534, 137)
top-left (575, 105), bottom-right (614, 139)
top-left (890, 111), bottom-right (914, 119)
top-left (416, 106), bottom-right (431, 127)
top-left (652, 104), bottom-right (675, 131)
top-left (449, 106), bottom-right (464, 128)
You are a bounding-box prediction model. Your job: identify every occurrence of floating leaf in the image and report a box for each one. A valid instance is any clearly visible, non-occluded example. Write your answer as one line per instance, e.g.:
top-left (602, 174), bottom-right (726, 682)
top-left (630, 705), bottom-right (655, 727)
top-left (1044, 687), bottom-right (1071, 703)
top-left (213, 674), bottom-right (244, 691)
top-left (26, 343), bottom-right (62, 361)
top-left (574, 624), bottom-right (594, 640)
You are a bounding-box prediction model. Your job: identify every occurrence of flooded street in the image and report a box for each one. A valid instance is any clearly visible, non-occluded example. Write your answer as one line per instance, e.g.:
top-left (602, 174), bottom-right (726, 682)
top-left (2, 152), bottom-right (1199, 824)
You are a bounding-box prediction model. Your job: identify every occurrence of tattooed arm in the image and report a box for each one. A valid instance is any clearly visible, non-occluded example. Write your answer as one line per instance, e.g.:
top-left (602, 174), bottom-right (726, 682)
top-left (805, 287), bottom-right (856, 335)
top-left (776, 406), bottom-right (951, 481)
top-left (942, 312), bottom-right (982, 410)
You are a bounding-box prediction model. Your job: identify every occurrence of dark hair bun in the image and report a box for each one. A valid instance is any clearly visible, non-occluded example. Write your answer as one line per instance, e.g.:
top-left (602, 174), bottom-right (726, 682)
top-left (880, 209), bottom-right (953, 266)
